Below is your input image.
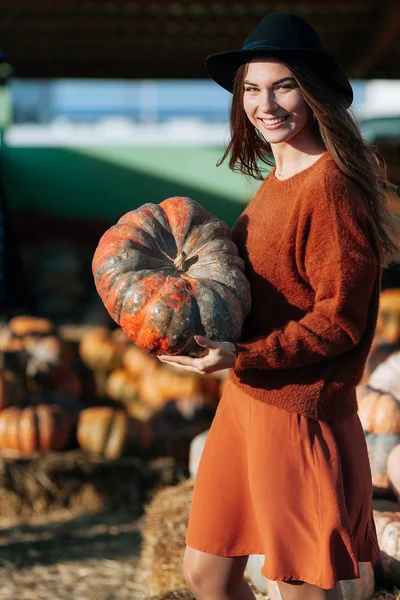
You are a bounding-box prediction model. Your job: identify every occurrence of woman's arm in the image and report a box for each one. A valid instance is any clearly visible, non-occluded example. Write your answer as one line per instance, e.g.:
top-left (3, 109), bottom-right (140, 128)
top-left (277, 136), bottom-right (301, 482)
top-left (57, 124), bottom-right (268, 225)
top-left (234, 177), bottom-right (381, 372)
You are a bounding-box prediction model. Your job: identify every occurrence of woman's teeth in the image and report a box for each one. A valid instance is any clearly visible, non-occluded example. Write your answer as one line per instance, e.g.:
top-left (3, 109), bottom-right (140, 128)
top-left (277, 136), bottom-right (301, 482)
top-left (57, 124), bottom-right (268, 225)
top-left (262, 117), bottom-right (288, 125)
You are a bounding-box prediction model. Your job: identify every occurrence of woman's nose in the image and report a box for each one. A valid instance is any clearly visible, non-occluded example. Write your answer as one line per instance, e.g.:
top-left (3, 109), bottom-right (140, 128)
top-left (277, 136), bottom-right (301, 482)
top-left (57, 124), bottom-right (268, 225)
top-left (258, 89), bottom-right (278, 113)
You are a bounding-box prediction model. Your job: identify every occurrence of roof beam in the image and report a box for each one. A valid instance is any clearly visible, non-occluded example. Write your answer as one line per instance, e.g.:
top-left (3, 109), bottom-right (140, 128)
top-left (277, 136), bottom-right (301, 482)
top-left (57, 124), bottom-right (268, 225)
top-left (350, 0), bottom-right (400, 78)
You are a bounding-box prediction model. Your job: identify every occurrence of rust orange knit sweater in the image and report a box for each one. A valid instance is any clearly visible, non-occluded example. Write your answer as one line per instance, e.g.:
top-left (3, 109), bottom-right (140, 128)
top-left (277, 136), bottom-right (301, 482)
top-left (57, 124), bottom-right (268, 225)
top-left (231, 152), bottom-right (382, 420)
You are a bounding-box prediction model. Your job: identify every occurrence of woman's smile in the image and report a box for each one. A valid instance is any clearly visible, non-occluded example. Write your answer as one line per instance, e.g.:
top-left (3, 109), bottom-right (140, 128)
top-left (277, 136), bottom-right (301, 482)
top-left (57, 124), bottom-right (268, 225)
top-left (258, 115), bottom-right (290, 130)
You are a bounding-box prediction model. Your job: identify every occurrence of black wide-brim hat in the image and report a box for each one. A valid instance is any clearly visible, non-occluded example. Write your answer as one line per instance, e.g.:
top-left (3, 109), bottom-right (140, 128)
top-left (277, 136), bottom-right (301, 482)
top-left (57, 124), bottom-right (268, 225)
top-left (206, 12), bottom-right (353, 108)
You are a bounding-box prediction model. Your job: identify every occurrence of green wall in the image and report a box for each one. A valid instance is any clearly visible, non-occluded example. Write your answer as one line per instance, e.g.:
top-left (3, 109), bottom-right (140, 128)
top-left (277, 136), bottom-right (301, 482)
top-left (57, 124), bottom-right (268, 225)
top-left (3, 145), bottom-right (263, 228)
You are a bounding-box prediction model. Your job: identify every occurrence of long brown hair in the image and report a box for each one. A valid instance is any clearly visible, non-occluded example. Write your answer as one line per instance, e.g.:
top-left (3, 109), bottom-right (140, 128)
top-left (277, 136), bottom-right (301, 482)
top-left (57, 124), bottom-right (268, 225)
top-left (218, 59), bottom-right (400, 267)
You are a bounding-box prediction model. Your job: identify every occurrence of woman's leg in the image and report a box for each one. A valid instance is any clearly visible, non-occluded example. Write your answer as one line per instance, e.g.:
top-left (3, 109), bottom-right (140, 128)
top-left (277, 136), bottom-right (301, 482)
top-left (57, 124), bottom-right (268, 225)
top-left (277, 581), bottom-right (344, 600)
top-left (182, 545), bottom-right (256, 600)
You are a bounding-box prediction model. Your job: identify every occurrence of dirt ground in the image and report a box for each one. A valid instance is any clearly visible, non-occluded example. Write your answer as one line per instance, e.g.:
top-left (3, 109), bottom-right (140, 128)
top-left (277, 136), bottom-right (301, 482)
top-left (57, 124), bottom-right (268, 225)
top-left (0, 508), bottom-right (144, 600)
top-left (0, 508), bottom-right (398, 600)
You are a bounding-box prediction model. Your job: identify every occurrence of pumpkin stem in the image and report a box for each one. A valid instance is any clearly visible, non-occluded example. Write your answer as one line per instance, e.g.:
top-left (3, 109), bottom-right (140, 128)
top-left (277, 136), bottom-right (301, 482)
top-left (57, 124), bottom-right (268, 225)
top-left (174, 251), bottom-right (187, 272)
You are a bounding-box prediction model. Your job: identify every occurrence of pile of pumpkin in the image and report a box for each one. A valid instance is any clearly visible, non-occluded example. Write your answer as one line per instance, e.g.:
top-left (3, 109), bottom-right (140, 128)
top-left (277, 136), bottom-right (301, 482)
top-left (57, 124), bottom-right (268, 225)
top-left (0, 315), bottom-right (226, 461)
top-left (341, 289), bottom-right (400, 590)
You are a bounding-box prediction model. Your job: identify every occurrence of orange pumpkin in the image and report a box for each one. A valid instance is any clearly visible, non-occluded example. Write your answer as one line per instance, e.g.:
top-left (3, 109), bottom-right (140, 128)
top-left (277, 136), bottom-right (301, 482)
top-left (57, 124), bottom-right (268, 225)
top-left (92, 196), bottom-right (251, 357)
top-left (79, 327), bottom-right (123, 372)
top-left (106, 368), bottom-right (139, 403)
top-left (375, 289), bottom-right (400, 347)
top-left (0, 405), bottom-right (72, 453)
top-left (357, 386), bottom-right (400, 434)
top-left (138, 367), bottom-right (204, 409)
top-left (77, 406), bottom-right (152, 459)
top-left (124, 401), bottom-right (155, 422)
top-left (123, 344), bottom-right (159, 380)
top-left (9, 315), bottom-right (55, 338)
top-left (110, 327), bottom-right (133, 352)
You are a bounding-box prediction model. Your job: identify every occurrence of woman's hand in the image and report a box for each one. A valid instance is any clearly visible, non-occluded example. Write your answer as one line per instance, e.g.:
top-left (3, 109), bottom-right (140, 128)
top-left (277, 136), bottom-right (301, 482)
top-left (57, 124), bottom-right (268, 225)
top-left (157, 335), bottom-right (237, 374)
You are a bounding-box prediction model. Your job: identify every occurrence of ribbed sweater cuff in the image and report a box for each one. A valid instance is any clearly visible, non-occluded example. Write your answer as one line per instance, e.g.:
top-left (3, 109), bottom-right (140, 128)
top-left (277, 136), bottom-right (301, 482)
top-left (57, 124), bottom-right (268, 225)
top-left (234, 339), bottom-right (269, 372)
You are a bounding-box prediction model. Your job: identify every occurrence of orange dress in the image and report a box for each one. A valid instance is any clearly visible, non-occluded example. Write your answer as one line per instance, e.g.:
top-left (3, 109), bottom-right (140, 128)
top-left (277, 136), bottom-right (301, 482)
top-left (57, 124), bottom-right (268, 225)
top-left (185, 381), bottom-right (380, 589)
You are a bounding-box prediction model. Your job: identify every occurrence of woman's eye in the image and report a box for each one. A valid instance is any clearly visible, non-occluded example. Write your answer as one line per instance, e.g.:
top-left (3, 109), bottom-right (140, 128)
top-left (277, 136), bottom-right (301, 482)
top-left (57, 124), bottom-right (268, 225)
top-left (244, 87), bottom-right (258, 92)
top-left (276, 85), bottom-right (293, 91)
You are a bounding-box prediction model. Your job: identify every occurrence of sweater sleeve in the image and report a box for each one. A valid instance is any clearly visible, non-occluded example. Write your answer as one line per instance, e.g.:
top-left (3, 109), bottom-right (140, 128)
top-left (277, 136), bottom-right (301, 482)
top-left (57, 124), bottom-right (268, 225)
top-left (234, 176), bottom-right (380, 372)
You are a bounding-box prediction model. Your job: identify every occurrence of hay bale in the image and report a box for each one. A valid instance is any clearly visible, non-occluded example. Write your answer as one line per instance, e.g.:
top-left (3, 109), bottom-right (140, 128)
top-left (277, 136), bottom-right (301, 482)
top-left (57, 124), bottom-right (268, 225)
top-left (136, 477), bottom-right (269, 599)
top-left (0, 450), bottom-right (181, 519)
top-left (145, 591), bottom-right (195, 600)
top-left (144, 584), bottom-right (267, 600)
top-left (137, 478), bottom-right (194, 596)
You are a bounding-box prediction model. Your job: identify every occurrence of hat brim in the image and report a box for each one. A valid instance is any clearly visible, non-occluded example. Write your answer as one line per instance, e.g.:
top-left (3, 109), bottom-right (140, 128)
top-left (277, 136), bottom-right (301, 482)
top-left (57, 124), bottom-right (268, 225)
top-left (205, 47), bottom-right (353, 107)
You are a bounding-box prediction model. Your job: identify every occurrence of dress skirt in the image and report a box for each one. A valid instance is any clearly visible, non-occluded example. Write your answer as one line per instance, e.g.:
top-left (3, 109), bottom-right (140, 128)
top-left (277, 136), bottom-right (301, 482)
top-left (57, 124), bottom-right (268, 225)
top-left (185, 381), bottom-right (380, 589)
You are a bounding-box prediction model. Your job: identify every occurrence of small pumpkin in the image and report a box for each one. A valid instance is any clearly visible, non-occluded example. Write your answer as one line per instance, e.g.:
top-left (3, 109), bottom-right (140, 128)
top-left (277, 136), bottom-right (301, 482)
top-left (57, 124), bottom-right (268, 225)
top-left (357, 386), bottom-right (400, 434)
top-left (138, 368), bottom-right (205, 409)
top-left (361, 343), bottom-right (398, 383)
top-left (365, 432), bottom-right (400, 496)
top-left (92, 196), bottom-right (251, 357)
top-left (106, 368), bottom-right (140, 404)
top-left (77, 406), bottom-right (152, 460)
top-left (110, 327), bottom-right (133, 352)
top-left (373, 508), bottom-right (400, 588)
top-left (8, 315), bottom-right (55, 338)
top-left (79, 327), bottom-right (123, 372)
top-left (375, 289), bottom-right (400, 347)
top-left (368, 350), bottom-right (400, 404)
top-left (387, 443), bottom-right (400, 500)
top-left (122, 344), bottom-right (159, 380)
top-left (0, 404), bottom-right (72, 453)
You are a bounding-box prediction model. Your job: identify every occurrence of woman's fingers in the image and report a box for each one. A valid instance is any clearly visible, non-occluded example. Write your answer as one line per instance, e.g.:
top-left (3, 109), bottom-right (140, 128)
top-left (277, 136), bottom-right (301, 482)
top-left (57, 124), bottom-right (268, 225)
top-left (194, 335), bottom-right (219, 349)
top-left (158, 354), bottom-right (206, 374)
top-left (158, 355), bottom-right (202, 367)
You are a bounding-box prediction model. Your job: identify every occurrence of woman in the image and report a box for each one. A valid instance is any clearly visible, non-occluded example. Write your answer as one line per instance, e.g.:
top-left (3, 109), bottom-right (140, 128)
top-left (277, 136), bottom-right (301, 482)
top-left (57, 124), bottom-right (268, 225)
top-left (158, 12), bottom-right (400, 600)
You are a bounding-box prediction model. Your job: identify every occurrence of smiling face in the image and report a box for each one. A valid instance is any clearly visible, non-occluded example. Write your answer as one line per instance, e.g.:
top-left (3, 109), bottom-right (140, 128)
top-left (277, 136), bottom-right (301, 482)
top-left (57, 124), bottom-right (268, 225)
top-left (243, 58), bottom-right (314, 146)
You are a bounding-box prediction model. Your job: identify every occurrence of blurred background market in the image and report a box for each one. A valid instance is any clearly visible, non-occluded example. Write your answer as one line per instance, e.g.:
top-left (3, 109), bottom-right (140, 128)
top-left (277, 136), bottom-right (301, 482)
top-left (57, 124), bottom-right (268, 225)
top-left (0, 2), bottom-right (399, 600)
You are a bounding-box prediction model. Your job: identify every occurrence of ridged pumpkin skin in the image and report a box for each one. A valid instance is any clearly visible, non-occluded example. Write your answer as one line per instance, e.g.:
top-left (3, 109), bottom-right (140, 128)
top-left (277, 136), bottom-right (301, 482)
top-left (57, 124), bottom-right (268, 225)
top-left (92, 197), bottom-right (251, 357)
top-left (77, 406), bottom-right (152, 460)
top-left (0, 405), bottom-right (72, 453)
top-left (373, 508), bottom-right (400, 588)
top-left (365, 432), bottom-right (400, 496)
top-left (358, 386), bottom-right (400, 434)
top-left (387, 443), bottom-right (400, 499)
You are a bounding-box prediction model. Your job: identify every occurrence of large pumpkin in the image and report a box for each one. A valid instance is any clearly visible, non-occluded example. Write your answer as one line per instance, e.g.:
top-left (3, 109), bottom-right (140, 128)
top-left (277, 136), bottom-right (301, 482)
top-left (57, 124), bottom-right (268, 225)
top-left (0, 405), bottom-right (72, 453)
top-left (92, 197), bottom-right (251, 356)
